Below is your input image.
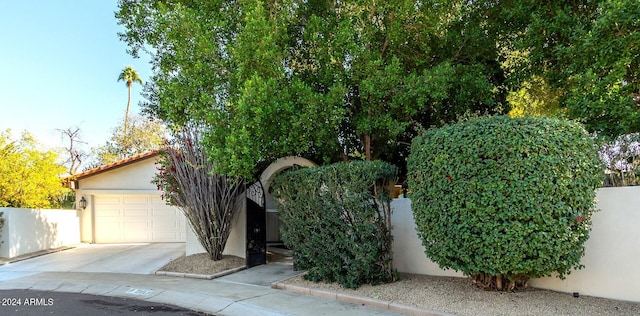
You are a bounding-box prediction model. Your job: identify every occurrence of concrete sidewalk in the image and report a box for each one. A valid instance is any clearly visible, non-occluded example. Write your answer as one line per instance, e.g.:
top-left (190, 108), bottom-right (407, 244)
top-left (0, 264), bottom-right (410, 315)
top-left (0, 245), bottom-right (444, 315)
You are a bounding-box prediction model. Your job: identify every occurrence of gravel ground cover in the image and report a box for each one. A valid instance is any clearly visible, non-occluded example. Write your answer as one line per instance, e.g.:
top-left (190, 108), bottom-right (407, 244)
top-left (158, 253), bottom-right (245, 275)
top-left (159, 254), bottom-right (640, 315)
top-left (157, 250), bottom-right (286, 275)
top-left (284, 273), bottom-right (640, 316)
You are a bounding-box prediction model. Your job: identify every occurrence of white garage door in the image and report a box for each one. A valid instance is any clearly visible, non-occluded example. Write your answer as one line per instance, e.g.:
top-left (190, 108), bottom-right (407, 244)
top-left (94, 195), bottom-right (186, 243)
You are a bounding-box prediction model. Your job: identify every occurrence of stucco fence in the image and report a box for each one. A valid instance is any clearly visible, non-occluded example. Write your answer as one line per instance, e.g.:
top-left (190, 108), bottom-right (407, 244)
top-left (392, 186), bottom-right (640, 303)
top-left (0, 208), bottom-right (80, 259)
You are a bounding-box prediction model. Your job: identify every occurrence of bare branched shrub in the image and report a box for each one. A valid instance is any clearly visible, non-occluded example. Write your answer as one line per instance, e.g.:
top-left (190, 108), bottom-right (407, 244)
top-left (154, 128), bottom-right (244, 260)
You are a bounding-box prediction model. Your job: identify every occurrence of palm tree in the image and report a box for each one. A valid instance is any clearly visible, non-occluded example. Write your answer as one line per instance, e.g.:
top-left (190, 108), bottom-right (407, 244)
top-left (117, 65), bottom-right (143, 133)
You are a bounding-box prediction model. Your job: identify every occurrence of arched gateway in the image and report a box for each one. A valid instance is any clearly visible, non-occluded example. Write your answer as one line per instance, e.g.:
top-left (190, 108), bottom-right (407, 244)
top-left (245, 156), bottom-right (316, 267)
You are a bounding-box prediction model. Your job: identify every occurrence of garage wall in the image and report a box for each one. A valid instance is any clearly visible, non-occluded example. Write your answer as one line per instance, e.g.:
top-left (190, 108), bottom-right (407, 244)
top-left (76, 157), bottom-right (186, 243)
top-left (78, 158), bottom-right (159, 190)
top-left (92, 194), bottom-right (185, 243)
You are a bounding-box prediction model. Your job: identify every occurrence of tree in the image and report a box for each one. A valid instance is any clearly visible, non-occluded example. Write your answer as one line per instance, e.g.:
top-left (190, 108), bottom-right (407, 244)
top-left (117, 1), bottom-right (640, 176)
top-left (153, 126), bottom-right (244, 260)
top-left (0, 130), bottom-right (70, 208)
top-left (57, 126), bottom-right (87, 175)
top-left (116, 0), bottom-right (509, 178)
top-left (88, 115), bottom-right (166, 168)
top-left (491, 0), bottom-right (640, 138)
top-left (117, 65), bottom-right (143, 134)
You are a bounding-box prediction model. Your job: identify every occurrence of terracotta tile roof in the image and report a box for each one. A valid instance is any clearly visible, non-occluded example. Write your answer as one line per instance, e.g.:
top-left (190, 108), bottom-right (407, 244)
top-left (72, 150), bottom-right (162, 180)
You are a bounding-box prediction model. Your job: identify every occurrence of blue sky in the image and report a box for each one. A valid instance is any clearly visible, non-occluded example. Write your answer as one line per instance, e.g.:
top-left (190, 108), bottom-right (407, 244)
top-left (0, 1), bottom-right (152, 152)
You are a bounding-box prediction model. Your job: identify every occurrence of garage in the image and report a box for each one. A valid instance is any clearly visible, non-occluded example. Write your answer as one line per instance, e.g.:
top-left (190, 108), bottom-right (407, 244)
top-left (73, 151), bottom-right (187, 244)
top-left (93, 195), bottom-right (185, 243)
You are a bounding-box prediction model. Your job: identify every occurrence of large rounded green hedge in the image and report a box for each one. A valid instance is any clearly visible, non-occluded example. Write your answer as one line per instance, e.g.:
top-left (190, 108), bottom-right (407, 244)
top-left (407, 116), bottom-right (602, 290)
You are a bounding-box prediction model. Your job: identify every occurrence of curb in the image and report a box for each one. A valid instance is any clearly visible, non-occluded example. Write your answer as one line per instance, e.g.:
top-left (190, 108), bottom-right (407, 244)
top-left (155, 266), bottom-right (247, 280)
top-left (271, 279), bottom-right (451, 316)
top-left (0, 245), bottom-right (77, 266)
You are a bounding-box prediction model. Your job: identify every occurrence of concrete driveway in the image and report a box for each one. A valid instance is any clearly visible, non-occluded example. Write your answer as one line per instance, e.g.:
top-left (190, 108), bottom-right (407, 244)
top-left (0, 243), bottom-right (184, 281)
top-left (0, 244), bottom-right (409, 316)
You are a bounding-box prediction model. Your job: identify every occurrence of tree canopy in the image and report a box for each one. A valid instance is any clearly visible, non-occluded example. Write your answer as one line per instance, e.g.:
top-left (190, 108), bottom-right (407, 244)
top-left (117, 0), bottom-right (639, 176)
top-left (117, 0), bottom-right (509, 177)
top-left (0, 130), bottom-right (70, 208)
top-left (495, 0), bottom-right (640, 137)
top-left (88, 115), bottom-right (166, 168)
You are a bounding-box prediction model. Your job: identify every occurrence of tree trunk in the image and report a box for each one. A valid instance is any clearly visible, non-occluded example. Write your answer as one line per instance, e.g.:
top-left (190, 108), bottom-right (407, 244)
top-left (125, 82), bottom-right (132, 134)
top-left (365, 133), bottom-right (372, 161)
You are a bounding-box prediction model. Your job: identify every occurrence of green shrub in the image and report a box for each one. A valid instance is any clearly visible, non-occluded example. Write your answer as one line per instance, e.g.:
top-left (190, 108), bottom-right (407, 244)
top-left (271, 160), bottom-right (398, 288)
top-left (407, 116), bottom-right (602, 290)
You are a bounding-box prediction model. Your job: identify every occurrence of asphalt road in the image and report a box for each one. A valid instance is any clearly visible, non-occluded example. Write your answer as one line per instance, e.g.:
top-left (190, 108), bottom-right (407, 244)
top-left (0, 290), bottom-right (210, 315)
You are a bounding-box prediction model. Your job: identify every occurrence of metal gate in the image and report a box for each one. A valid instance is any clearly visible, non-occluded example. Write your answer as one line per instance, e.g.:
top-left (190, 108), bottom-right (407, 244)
top-left (245, 181), bottom-right (266, 268)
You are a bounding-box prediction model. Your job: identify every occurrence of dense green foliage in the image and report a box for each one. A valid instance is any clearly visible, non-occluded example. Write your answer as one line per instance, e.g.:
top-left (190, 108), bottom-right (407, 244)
top-left (116, 0), bottom-right (640, 178)
top-left (271, 160), bottom-right (397, 288)
top-left (495, 0), bottom-right (640, 137)
top-left (0, 130), bottom-right (70, 208)
top-left (116, 0), bottom-right (509, 177)
top-left (407, 116), bottom-right (602, 290)
top-left (507, 76), bottom-right (561, 119)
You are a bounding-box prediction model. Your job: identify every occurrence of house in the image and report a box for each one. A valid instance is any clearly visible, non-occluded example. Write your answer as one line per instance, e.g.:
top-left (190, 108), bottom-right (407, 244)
top-left (72, 151), bottom-right (315, 266)
top-left (71, 151), bottom-right (186, 243)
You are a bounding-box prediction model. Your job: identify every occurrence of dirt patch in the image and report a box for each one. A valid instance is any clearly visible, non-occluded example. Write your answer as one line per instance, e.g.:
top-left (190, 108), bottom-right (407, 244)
top-left (159, 253), bottom-right (245, 275)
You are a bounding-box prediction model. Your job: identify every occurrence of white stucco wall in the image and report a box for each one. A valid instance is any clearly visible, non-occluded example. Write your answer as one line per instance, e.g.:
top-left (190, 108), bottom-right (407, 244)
top-left (185, 223), bottom-right (204, 255)
top-left (529, 187), bottom-right (640, 302)
top-left (0, 208), bottom-right (80, 258)
top-left (78, 158), bottom-right (159, 190)
top-left (391, 198), bottom-right (464, 278)
top-left (80, 202), bottom-right (93, 243)
top-left (186, 198), bottom-right (247, 258)
top-left (392, 187), bottom-right (640, 302)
